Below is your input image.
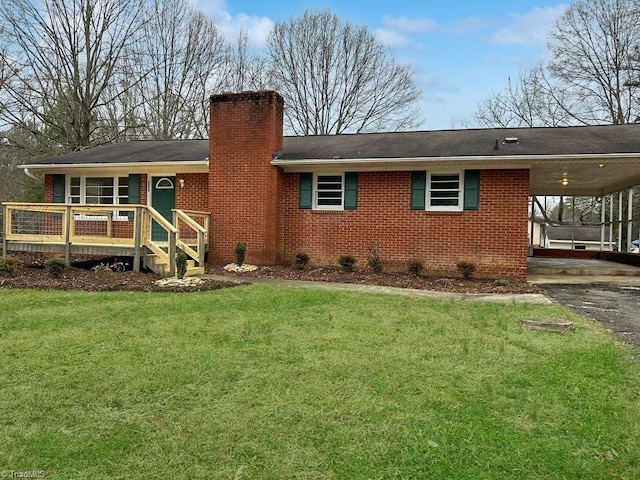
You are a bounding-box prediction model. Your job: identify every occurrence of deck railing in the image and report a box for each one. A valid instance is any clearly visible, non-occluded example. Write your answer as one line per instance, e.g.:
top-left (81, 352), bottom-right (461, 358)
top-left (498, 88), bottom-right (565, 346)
top-left (1, 202), bottom-right (210, 275)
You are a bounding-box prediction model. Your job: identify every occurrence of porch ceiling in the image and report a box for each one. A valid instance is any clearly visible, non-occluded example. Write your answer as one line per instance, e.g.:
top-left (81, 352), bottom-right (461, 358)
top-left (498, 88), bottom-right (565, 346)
top-left (530, 154), bottom-right (640, 196)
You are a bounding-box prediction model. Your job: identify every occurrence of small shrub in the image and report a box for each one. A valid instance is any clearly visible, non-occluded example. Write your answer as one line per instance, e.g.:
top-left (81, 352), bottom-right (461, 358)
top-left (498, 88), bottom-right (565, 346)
top-left (338, 254), bottom-right (356, 273)
top-left (367, 244), bottom-right (384, 273)
top-left (294, 252), bottom-right (310, 270)
top-left (234, 241), bottom-right (246, 266)
top-left (47, 257), bottom-right (67, 278)
top-left (408, 259), bottom-right (424, 278)
top-left (0, 258), bottom-right (14, 276)
top-left (457, 260), bottom-right (476, 279)
top-left (176, 250), bottom-right (188, 279)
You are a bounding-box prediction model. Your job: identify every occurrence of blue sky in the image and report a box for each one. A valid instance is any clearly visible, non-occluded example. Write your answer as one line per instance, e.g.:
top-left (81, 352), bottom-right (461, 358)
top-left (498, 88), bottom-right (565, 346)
top-left (190, 0), bottom-right (569, 130)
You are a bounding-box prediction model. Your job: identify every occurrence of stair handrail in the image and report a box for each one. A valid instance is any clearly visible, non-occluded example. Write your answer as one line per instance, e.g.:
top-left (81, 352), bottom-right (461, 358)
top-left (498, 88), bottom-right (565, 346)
top-left (173, 209), bottom-right (207, 267)
top-left (144, 206), bottom-right (178, 276)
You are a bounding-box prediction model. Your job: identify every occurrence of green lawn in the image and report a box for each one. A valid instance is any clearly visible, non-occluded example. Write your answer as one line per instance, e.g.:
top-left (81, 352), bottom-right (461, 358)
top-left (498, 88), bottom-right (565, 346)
top-left (1, 285), bottom-right (639, 479)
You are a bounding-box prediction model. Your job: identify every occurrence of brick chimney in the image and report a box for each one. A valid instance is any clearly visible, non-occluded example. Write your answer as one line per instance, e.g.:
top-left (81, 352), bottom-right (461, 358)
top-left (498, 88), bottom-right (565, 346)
top-left (208, 91), bottom-right (284, 265)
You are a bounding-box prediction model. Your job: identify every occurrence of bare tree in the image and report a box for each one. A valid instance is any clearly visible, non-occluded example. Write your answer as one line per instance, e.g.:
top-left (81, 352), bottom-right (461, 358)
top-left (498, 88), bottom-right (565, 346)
top-left (476, 0), bottom-right (640, 128)
top-left (113, 0), bottom-right (227, 140)
top-left (0, 0), bottom-right (146, 154)
top-left (474, 66), bottom-right (580, 127)
top-left (222, 29), bottom-right (270, 93)
top-left (548, 0), bottom-right (640, 125)
top-left (267, 9), bottom-right (421, 135)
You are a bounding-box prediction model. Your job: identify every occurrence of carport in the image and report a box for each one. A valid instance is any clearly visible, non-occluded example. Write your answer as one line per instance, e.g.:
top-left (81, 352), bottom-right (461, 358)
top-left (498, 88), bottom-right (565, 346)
top-left (527, 136), bottom-right (640, 276)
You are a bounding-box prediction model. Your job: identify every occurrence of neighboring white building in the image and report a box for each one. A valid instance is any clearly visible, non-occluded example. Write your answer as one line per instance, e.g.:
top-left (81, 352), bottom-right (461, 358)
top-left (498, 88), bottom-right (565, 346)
top-left (541, 225), bottom-right (614, 251)
top-left (528, 220), bottom-right (542, 248)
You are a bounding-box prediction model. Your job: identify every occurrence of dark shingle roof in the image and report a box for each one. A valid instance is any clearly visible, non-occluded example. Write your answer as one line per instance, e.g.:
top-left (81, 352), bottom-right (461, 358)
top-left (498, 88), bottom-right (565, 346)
top-left (545, 225), bottom-right (611, 242)
top-left (278, 123), bottom-right (640, 160)
top-left (22, 123), bottom-right (640, 167)
top-left (25, 139), bottom-right (209, 166)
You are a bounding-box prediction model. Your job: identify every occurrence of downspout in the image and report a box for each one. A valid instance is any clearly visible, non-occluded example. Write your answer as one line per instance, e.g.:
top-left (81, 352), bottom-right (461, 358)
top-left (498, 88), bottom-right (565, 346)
top-left (23, 168), bottom-right (40, 181)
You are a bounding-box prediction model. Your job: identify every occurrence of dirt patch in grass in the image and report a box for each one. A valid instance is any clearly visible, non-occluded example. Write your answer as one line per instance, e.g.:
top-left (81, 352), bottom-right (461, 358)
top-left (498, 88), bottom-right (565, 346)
top-left (208, 263), bottom-right (542, 294)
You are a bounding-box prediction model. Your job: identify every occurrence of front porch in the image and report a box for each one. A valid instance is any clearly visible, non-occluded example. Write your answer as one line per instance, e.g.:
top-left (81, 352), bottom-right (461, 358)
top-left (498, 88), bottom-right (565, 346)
top-left (1, 203), bottom-right (210, 276)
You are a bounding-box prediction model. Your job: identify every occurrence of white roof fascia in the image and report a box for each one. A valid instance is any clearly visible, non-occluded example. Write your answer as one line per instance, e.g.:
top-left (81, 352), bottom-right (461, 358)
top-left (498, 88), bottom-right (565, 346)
top-left (18, 160), bottom-right (209, 173)
top-left (271, 153), bottom-right (640, 172)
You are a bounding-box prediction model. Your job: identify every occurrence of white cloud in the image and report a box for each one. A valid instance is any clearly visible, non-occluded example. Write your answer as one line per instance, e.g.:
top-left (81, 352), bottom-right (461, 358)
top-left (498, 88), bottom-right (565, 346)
top-left (219, 13), bottom-right (274, 47)
top-left (374, 28), bottom-right (415, 48)
top-left (448, 17), bottom-right (496, 36)
top-left (416, 73), bottom-right (458, 95)
top-left (382, 15), bottom-right (439, 34)
top-left (188, 0), bottom-right (274, 47)
top-left (492, 5), bottom-right (568, 46)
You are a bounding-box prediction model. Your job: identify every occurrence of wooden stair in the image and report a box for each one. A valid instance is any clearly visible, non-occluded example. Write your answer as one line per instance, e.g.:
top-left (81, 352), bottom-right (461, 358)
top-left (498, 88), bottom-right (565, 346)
top-left (143, 252), bottom-right (204, 276)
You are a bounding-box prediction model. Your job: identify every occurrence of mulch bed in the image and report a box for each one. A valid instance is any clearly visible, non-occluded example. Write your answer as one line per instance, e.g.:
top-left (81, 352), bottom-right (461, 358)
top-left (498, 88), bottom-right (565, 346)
top-left (208, 264), bottom-right (542, 295)
top-left (0, 254), bottom-right (238, 292)
top-left (0, 253), bottom-right (541, 294)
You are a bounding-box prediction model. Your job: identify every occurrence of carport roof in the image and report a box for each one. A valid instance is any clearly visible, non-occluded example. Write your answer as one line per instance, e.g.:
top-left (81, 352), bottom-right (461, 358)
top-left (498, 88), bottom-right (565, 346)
top-left (20, 123), bottom-right (640, 196)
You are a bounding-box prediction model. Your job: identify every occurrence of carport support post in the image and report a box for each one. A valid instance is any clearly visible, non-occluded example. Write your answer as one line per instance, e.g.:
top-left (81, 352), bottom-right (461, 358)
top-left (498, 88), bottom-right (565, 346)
top-left (529, 196), bottom-right (535, 255)
top-left (628, 187), bottom-right (634, 252)
top-left (571, 197), bottom-right (576, 249)
top-left (600, 195), bottom-right (606, 251)
top-left (618, 192), bottom-right (623, 252)
top-left (609, 194), bottom-right (614, 248)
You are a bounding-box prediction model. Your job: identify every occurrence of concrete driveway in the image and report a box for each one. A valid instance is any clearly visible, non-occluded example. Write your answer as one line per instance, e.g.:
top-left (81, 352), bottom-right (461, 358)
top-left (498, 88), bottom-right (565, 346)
top-left (528, 257), bottom-right (640, 355)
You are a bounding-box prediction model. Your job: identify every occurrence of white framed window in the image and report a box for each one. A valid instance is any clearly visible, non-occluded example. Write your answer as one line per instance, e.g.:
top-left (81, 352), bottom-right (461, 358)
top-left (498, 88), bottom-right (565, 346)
top-left (314, 173), bottom-right (344, 210)
top-left (427, 172), bottom-right (463, 211)
top-left (68, 176), bottom-right (130, 220)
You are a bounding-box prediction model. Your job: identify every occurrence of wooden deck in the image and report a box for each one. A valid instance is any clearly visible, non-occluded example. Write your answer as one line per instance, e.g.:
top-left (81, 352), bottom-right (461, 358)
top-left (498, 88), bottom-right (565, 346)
top-left (1, 203), bottom-right (210, 276)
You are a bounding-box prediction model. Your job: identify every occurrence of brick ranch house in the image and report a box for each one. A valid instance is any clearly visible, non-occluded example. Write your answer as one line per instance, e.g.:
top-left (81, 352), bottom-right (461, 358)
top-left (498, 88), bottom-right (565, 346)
top-left (17, 90), bottom-right (640, 278)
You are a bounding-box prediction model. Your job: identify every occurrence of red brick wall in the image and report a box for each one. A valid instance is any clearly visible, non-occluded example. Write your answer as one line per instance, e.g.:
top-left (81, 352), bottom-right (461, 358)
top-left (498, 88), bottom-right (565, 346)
top-left (44, 175), bottom-right (53, 202)
top-left (532, 248), bottom-right (598, 259)
top-left (208, 91), bottom-right (284, 264)
top-left (175, 173), bottom-right (208, 212)
top-left (280, 169), bottom-right (530, 278)
top-left (139, 174), bottom-right (148, 206)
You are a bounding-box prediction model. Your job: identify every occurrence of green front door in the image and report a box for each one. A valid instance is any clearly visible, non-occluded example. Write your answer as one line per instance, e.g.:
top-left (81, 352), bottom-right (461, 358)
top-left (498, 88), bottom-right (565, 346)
top-left (151, 176), bottom-right (175, 241)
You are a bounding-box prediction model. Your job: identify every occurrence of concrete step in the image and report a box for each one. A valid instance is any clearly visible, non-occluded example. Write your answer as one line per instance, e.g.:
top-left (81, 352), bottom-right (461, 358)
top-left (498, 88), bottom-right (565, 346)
top-left (527, 257), bottom-right (640, 277)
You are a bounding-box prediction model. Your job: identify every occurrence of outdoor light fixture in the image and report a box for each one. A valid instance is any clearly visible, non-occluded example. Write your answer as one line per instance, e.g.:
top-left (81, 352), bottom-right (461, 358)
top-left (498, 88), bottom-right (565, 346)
top-left (598, 163), bottom-right (605, 168)
top-left (561, 178), bottom-right (569, 186)
top-left (178, 178), bottom-right (185, 189)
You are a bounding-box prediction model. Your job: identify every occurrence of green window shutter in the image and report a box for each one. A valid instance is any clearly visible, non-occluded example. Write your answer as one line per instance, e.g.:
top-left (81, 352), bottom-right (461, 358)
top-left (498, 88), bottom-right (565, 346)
top-left (299, 172), bottom-right (313, 209)
top-left (128, 174), bottom-right (141, 204)
top-left (463, 170), bottom-right (480, 210)
top-left (52, 174), bottom-right (65, 203)
top-left (410, 171), bottom-right (426, 210)
top-left (127, 174), bottom-right (141, 220)
top-left (344, 172), bottom-right (358, 210)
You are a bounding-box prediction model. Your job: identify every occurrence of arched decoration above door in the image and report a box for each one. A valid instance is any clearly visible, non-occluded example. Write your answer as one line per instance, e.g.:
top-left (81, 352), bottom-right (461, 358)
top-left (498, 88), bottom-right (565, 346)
top-left (155, 177), bottom-right (174, 189)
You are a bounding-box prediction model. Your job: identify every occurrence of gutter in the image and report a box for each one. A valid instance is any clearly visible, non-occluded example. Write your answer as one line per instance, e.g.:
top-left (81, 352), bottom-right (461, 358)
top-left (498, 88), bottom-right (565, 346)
top-left (17, 160), bottom-right (209, 170)
top-left (271, 152), bottom-right (640, 172)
